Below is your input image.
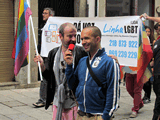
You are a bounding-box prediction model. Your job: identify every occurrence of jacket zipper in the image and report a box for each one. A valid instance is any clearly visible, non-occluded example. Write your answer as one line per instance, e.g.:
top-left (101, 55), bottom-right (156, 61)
top-left (83, 68), bottom-right (89, 112)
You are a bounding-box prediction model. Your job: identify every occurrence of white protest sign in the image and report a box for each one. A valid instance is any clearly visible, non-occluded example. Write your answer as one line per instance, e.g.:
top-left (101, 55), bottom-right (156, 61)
top-left (41, 16), bottom-right (142, 67)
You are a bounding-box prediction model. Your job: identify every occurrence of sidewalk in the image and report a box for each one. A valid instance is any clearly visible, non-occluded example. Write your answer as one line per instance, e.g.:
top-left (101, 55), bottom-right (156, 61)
top-left (114, 85), bottom-right (155, 120)
top-left (0, 84), bottom-right (156, 120)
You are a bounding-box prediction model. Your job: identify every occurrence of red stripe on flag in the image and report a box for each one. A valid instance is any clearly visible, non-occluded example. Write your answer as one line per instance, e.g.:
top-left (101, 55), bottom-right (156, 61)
top-left (137, 44), bottom-right (153, 83)
top-left (12, 0), bottom-right (21, 59)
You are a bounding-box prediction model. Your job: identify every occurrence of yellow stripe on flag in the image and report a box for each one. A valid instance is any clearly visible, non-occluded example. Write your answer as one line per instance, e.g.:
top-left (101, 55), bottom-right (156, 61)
top-left (138, 44), bottom-right (142, 59)
top-left (142, 31), bottom-right (147, 39)
top-left (26, 54), bottom-right (29, 62)
top-left (141, 67), bottom-right (152, 83)
top-left (18, 0), bottom-right (24, 20)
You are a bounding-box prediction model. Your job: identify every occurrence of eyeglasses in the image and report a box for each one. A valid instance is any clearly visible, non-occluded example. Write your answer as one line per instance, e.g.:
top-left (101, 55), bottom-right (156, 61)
top-left (42, 13), bottom-right (49, 15)
top-left (61, 61), bottom-right (66, 73)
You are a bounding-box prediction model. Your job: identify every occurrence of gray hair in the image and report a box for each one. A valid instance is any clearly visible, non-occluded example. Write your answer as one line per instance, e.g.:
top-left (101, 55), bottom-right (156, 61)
top-left (59, 23), bottom-right (76, 37)
top-left (44, 8), bottom-right (55, 16)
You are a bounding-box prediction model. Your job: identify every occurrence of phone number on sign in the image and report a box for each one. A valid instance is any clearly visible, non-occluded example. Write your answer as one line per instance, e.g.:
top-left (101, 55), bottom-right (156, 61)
top-left (109, 40), bottom-right (138, 48)
top-left (109, 50), bottom-right (138, 59)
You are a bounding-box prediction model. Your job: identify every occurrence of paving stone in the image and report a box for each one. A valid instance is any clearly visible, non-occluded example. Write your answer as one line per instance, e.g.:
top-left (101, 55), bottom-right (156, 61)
top-left (0, 115), bottom-right (11, 120)
top-left (0, 94), bottom-right (14, 102)
top-left (13, 106), bottom-right (52, 120)
top-left (0, 104), bottom-right (21, 115)
top-left (11, 88), bottom-right (39, 99)
top-left (7, 113), bottom-right (37, 120)
top-left (0, 90), bottom-right (39, 106)
top-left (2, 100), bottom-right (27, 108)
top-left (0, 90), bottom-right (25, 100)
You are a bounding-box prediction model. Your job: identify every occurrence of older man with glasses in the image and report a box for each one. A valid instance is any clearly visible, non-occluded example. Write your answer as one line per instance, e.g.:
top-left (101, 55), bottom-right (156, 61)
top-left (33, 7), bottom-right (55, 108)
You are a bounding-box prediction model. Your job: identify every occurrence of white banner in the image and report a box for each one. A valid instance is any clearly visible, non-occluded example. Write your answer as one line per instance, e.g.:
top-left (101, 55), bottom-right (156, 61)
top-left (41, 16), bottom-right (142, 67)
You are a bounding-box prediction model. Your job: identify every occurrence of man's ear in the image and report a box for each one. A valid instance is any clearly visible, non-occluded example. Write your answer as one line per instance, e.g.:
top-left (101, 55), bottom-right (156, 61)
top-left (96, 36), bottom-right (101, 43)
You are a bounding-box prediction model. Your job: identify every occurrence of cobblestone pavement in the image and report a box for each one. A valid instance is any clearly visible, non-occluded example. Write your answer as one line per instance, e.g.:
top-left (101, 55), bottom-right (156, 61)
top-left (0, 84), bottom-right (156, 120)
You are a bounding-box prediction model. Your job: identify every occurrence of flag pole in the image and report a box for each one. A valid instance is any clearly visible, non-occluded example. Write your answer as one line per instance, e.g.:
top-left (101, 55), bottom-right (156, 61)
top-left (26, 0), bottom-right (43, 81)
top-left (27, 0), bottom-right (31, 84)
top-left (30, 16), bottom-right (43, 81)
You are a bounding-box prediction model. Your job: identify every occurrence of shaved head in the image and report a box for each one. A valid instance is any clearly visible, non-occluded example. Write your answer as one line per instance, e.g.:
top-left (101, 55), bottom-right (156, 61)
top-left (83, 26), bottom-right (101, 38)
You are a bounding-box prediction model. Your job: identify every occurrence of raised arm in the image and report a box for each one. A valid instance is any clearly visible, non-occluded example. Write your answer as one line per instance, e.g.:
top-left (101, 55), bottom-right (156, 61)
top-left (140, 13), bottom-right (160, 23)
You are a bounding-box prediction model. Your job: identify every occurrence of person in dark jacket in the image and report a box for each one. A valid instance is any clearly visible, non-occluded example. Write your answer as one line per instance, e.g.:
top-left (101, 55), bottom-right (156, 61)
top-left (33, 8), bottom-right (55, 107)
top-left (34, 23), bottom-right (87, 120)
top-left (141, 13), bottom-right (160, 120)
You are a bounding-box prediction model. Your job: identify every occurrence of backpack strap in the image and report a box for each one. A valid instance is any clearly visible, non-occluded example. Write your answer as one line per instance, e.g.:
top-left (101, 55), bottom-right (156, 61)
top-left (86, 57), bottom-right (103, 87)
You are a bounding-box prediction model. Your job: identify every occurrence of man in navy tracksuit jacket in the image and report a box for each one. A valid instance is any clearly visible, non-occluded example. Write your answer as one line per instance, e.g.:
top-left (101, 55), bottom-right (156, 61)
top-left (64, 26), bottom-right (120, 120)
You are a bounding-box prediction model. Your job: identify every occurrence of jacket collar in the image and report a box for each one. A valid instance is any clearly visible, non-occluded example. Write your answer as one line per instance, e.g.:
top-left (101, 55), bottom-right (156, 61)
top-left (88, 48), bottom-right (105, 61)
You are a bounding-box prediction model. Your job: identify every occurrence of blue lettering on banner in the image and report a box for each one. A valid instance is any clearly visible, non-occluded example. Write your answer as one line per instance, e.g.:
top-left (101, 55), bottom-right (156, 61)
top-left (119, 40), bottom-right (127, 47)
top-left (103, 24), bottom-right (123, 33)
top-left (109, 40), bottom-right (117, 47)
top-left (109, 40), bottom-right (127, 47)
top-left (128, 41), bottom-right (138, 48)
top-left (48, 24), bottom-right (58, 31)
top-left (118, 51), bottom-right (127, 58)
top-left (128, 51), bottom-right (137, 59)
top-left (109, 50), bottom-right (137, 59)
top-left (109, 50), bottom-right (117, 57)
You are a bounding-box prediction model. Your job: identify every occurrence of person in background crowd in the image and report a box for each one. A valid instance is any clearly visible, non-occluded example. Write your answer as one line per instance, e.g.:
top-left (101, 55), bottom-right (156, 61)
top-left (64, 26), bottom-right (120, 120)
top-left (145, 26), bottom-right (155, 46)
top-left (142, 26), bottom-right (154, 104)
top-left (141, 13), bottom-right (160, 120)
top-left (33, 8), bottom-right (54, 107)
top-left (125, 72), bottom-right (144, 118)
top-left (153, 22), bottom-right (160, 41)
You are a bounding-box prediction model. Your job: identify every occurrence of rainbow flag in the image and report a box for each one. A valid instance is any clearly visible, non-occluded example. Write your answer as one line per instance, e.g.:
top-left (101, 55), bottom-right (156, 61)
top-left (121, 23), bottom-right (153, 84)
top-left (12, 0), bottom-right (32, 76)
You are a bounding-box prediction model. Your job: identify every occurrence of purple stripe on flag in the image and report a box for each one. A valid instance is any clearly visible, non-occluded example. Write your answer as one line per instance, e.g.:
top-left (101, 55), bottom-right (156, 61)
top-left (25, 7), bottom-right (32, 36)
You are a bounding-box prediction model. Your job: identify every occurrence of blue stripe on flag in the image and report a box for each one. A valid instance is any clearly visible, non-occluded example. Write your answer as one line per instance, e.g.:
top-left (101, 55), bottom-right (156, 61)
top-left (15, 26), bottom-right (28, 59)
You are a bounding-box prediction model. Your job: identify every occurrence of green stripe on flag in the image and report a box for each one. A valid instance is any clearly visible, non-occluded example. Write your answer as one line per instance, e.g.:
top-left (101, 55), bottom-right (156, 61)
top-left (17, 12), bottom-right (25, 38)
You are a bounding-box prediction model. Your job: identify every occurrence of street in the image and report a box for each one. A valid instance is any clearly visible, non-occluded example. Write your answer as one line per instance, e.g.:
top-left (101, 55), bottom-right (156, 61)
top-left (0, 84), bottom-right (156, 120)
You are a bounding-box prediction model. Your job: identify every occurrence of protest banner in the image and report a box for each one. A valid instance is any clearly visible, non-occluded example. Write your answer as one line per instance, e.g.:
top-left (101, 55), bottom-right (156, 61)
top-left (41, 16), bottom-right (142, 67)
